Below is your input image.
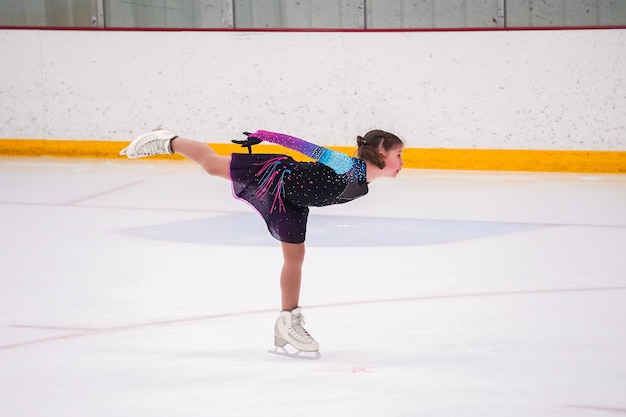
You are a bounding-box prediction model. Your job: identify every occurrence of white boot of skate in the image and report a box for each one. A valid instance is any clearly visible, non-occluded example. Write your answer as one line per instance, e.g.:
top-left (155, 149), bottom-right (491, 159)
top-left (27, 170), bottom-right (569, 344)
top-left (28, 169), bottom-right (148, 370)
top-left (270, 307), bottom-right (321, 360)
top-left (119, 129), bottom-right (177, 159)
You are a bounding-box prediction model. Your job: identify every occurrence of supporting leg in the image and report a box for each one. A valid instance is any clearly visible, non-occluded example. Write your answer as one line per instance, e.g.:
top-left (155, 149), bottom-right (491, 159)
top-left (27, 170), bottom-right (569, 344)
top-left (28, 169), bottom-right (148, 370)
top-left (273, 242), bottom-right (321, 358)
top-left (280, 241), bottom-right (305, 311)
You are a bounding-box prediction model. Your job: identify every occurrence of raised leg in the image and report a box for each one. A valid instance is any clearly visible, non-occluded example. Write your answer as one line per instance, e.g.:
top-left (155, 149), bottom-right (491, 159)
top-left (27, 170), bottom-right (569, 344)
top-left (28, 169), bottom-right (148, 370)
top-left (170, 137), bottom-right (231, 180)
top-left (120, 130), bottom-right (231, 180)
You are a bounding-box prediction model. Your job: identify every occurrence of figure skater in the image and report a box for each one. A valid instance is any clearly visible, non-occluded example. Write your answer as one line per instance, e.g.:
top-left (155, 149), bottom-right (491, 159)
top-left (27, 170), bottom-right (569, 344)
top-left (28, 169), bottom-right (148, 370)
top-left (120, 128), bottom-right (404, 359)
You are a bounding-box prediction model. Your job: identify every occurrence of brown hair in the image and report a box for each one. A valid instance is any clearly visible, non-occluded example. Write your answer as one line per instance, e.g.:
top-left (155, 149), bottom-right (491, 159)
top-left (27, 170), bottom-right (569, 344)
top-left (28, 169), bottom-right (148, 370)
top-left (356, 130), bottom-right (404, 169)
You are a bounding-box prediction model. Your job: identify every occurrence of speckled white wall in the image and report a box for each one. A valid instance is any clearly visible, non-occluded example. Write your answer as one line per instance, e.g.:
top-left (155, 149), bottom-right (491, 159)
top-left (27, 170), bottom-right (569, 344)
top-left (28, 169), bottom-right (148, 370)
top-left (0, 29), bottom-right (624, 150)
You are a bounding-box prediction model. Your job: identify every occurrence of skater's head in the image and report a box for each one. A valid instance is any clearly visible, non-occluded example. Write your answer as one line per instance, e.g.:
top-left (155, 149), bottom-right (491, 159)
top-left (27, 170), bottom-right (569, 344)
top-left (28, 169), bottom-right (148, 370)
top-left (356, 130), bottom-right (404, 177)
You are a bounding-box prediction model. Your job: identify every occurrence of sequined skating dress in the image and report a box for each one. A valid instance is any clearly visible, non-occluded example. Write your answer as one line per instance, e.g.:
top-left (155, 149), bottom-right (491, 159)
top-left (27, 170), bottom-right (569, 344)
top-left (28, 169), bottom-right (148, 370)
top-left (229, 130), bottom-right (368, 244)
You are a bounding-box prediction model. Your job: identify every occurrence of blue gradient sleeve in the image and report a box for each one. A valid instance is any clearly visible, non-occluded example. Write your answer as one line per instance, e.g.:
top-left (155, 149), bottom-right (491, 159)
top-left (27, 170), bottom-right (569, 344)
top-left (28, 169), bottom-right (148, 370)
top-left (251, 130), bottom-right (353, 174)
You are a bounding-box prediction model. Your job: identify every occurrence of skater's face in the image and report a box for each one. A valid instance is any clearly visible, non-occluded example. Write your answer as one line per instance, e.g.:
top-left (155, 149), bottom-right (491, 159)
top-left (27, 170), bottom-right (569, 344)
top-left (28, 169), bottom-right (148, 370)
top-left (380, 145), bottom-right (404, 178)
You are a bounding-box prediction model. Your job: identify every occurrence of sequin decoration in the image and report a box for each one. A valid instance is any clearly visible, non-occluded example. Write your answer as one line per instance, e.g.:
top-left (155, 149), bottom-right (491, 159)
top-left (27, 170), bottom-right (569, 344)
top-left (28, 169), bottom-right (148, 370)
top-left (250, 130), bottom-right (353, 174)
top-left (229, 153), bottom-right (368, 244)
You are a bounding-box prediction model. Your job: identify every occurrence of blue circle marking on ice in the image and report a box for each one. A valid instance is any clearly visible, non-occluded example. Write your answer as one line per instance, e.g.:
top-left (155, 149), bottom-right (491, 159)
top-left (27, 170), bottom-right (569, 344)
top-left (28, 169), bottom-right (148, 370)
top-left (122, 213), bottom-right (547, 247)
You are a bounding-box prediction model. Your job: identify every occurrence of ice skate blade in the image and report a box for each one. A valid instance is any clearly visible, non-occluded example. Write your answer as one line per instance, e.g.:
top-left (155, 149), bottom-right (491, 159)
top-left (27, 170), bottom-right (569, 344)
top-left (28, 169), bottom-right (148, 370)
top-left (268, 346), bottom-right (321, 360)
top-left (119, 146), bottom-right (128, 156)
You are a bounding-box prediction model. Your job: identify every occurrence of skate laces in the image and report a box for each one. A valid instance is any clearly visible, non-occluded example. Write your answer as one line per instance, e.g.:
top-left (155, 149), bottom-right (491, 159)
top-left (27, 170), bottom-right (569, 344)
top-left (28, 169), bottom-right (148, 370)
top-left (292, 314), bottom-right (312, 340)
top-left (137, 133), bottom-right (170, 155)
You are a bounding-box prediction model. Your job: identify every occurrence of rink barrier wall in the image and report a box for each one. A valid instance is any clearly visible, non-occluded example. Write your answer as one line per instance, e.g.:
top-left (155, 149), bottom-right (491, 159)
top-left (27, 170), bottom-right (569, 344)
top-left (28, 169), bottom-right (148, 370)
top-left (1, 139), bottom-right (625, 173)
top-left (1, 28), bottom-right (624, 172)
top-left (1, 29), bottom-right (625, 151)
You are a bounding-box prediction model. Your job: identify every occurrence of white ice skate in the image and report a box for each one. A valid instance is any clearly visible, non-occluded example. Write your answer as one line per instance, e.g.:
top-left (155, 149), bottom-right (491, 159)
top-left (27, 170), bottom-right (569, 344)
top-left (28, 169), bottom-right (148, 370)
top-left (119, 129), bottom-right (178, 159)
top-left (269, 307), bottom-right (321, 360)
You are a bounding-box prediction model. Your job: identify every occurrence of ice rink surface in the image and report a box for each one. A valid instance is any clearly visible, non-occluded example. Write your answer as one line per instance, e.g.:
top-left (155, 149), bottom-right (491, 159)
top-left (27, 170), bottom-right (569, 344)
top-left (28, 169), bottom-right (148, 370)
top-left (1, 157), bottom-right (625, 417)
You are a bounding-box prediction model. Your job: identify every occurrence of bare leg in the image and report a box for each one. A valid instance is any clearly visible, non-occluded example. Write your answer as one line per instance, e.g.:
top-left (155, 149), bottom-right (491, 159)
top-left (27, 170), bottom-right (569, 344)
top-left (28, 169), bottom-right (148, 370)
top-left (173, 138), bottom-right (305, 311)
top-left (280, 242), bottom-right (305, 311)
top-left (170, 137), bottom-right (231, 180)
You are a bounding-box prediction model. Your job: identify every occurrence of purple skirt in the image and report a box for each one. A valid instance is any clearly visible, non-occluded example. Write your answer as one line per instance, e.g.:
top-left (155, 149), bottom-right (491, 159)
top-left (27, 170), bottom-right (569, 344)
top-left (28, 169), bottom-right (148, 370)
top-left (230, 153), bottom-right (309, 244)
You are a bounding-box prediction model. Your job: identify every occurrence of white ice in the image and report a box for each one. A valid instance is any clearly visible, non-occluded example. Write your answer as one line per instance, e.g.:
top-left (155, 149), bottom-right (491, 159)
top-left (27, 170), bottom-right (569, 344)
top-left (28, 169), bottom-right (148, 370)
top-left (1, 158), bottom-right (625, 417)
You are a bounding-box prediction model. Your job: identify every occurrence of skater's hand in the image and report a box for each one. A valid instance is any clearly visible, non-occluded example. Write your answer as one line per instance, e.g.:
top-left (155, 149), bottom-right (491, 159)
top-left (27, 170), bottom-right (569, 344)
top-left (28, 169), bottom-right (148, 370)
top-left (232, 132), bottom-right (262, 148)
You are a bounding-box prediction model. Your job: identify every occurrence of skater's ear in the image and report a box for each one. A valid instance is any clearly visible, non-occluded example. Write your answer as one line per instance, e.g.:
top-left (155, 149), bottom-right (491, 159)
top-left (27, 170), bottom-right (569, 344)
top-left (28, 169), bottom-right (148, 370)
top-left (376, 150), bottom-right (386, 169)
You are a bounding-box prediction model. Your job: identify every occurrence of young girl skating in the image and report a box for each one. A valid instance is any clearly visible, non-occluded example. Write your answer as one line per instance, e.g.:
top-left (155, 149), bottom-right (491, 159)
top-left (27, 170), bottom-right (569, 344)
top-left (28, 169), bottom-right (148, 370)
top-left (120, 128), bottom-right (404, 359)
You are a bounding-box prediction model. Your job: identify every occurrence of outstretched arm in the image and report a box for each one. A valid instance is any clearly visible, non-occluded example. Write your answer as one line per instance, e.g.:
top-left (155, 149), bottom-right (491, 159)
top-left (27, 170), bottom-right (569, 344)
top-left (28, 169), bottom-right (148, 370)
top-left (249, 130), bottom-right (353, 174)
